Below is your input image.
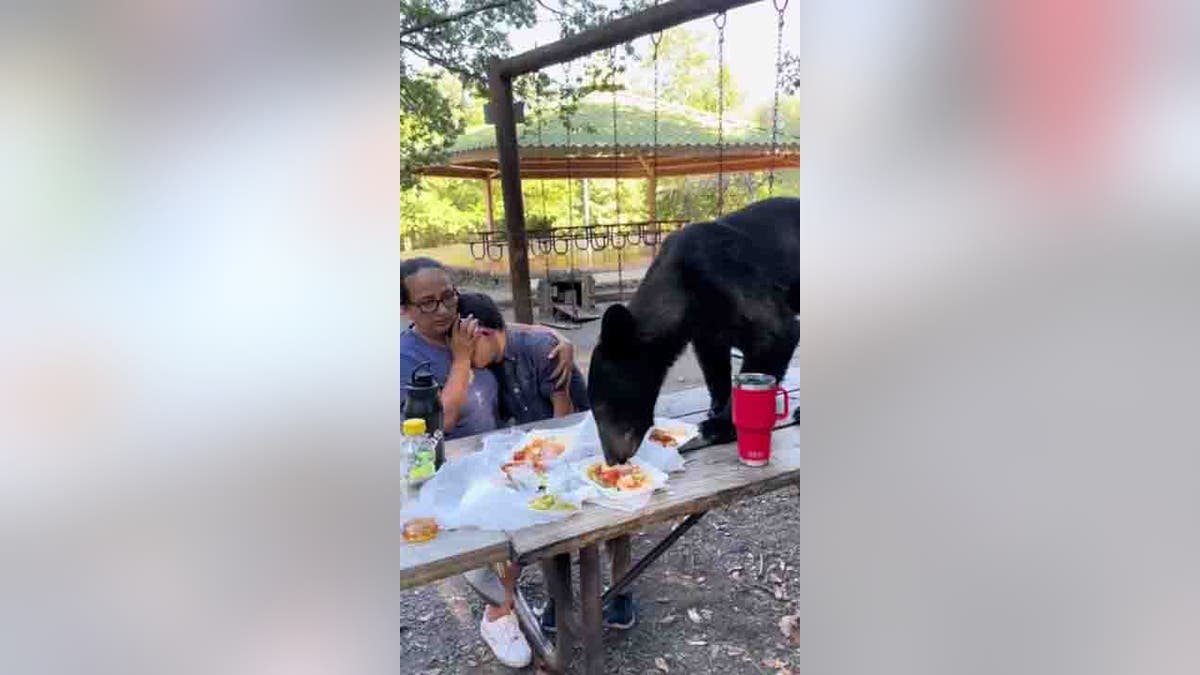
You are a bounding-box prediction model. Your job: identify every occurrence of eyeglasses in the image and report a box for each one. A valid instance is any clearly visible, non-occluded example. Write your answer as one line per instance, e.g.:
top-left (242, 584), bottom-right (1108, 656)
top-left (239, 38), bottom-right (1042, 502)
top-left (412, 289), bottom-right (459, 314)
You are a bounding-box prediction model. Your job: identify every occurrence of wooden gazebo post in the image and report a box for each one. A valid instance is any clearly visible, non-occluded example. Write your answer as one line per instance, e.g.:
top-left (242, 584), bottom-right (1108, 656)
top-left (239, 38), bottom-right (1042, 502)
top-left (646, 169), bottom-right (657, 222)
top-left (482, 177), bottom-right (496, 228)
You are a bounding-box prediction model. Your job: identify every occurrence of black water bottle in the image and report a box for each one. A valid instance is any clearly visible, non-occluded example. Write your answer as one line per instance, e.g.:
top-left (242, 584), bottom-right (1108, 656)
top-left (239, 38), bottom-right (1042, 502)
top-left (404, 361), bottom-right (446, 469)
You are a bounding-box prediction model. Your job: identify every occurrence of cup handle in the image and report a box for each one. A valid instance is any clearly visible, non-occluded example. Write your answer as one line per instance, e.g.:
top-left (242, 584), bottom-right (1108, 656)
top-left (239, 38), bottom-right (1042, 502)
top-left (775, 388), bottom-right (790, 420)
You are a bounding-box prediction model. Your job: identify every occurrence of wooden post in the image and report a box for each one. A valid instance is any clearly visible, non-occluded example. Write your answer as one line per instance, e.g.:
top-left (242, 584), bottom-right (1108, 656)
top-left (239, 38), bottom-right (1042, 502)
top-left (646, 169), bottom-right (657, 222)
top-left (582, 178), bottom-right (591, 226)
top-left (578, 545), bottom-right (605, 675)
top-left (608, 536), bottom-right (632, 587)
top-left (483, 177), bottom-right (495, 229)
top-left (487, 59), bottom-right (535, 324)
top-left (495, 0), bottom-right (759, 78)
top-left (540, 553), bottom-right (575, 673)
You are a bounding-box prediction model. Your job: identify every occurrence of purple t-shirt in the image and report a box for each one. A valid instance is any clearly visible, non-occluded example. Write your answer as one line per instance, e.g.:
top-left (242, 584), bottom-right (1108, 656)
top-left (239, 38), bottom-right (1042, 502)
top-left (400, 327), bottom-right (498, 439)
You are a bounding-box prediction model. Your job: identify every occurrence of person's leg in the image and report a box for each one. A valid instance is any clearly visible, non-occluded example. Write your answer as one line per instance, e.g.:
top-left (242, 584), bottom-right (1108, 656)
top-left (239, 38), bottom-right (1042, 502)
top-left (476, 564), bottom-right (531, 668)
top-left (604, 536), bottom-right (638, 630)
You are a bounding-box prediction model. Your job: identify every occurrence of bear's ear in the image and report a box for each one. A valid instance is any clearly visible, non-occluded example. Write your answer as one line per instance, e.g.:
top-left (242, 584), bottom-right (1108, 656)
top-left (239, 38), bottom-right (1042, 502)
top-left (599, 304), bottom-right (637, 354)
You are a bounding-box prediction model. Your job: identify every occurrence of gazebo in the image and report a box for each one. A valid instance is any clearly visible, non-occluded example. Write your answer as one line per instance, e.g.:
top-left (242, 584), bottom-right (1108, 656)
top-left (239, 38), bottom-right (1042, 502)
top-left (413, 91), bottom-right (799, 225)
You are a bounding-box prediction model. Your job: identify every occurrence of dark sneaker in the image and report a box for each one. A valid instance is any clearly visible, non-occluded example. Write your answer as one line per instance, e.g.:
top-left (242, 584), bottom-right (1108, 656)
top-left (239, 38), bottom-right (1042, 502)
top-left (539, 599), bottom-right (557, 634)
top-left (603, 593), bottom-right (637, 630)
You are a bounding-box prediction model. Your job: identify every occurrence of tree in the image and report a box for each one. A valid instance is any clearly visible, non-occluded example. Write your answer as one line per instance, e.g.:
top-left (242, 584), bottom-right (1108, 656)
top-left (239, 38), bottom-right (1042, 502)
top-left (635, 27), bottom-right (742, 114)
top-left (753, 95), bottom-right (800, 139)
top-left (401, 0), bottom-right (647, 189)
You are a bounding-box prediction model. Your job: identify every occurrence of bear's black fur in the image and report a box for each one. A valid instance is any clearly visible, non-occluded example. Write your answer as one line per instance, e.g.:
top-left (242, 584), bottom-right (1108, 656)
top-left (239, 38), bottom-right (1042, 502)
top-left (588, 197), bottom-right (799, 464)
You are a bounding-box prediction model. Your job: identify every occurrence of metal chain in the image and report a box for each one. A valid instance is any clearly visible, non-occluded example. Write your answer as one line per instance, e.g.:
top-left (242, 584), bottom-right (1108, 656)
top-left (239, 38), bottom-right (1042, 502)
top-left (533, 55), bottom-right (548, 221)
top-left (650, 1), bottom-right (663, 227)
top-left (651, 30), bottom-right (662, 192)
top-left (768, 0), bottom-right (788, 194)
top-left (715, 11), bottom-right (727, 216)
top-left (563, 58), bottom-right (576, 276)
top-left (609, 41), bottom-right (625, 300)
top-left (611, 44), bottom-right (620, 228)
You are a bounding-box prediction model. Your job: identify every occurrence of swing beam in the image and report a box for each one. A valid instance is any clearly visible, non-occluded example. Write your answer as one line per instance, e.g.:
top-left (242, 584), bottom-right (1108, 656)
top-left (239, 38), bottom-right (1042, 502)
top-left (487, 0), bottom-right (759, 323)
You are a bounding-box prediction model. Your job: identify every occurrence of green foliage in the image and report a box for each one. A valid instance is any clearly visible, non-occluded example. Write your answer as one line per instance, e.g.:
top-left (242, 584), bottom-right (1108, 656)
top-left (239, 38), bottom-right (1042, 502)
top-left (401, 3), bottom-right (795, 249)
top-left (401, 74), bottom-right (463, 191)
top-left (636, 27), bottom-right (742, 114)
top-left (655, 170), bottom-right (797, 224)
top-left (401, 178), bottom-right (488, 250)
top-left (401, 0), bottom-right (648, 188)
top-left (753, 95), bottom-right (800, 139)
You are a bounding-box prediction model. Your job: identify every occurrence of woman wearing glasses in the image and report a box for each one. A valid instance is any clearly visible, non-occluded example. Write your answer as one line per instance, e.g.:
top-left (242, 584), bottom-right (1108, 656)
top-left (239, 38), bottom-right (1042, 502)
top-left (401, 258), bottom-right (577, 667)
top-left (400, 257), bottom-right (576, 439)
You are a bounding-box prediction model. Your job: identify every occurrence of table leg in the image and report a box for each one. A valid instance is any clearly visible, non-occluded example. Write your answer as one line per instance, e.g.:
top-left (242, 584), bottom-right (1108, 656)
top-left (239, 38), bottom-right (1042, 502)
top-left (539, 553), bottom-right (574, 673)
top-left (608, 535), bottom-right (632, 584)
top-left (578, 544), bottom-right (605, 675)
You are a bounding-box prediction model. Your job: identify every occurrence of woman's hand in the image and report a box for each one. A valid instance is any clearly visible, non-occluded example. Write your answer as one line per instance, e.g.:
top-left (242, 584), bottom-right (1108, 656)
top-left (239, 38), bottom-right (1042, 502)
top-left (449, 316), bottom-right (478, 362)
top-left (545, 329), bottom-right (575, 388)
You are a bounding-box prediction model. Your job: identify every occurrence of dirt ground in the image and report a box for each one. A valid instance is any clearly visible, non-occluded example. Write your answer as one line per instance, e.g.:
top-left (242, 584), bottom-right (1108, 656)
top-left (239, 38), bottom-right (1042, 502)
top-left (400, 485), bottom-right (800, 675)
top-left (403, 297), bottom-right (801, 675)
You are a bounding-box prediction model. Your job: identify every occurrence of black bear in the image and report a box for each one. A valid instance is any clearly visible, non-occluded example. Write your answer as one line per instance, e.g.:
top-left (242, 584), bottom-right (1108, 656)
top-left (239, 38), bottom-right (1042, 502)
top-left (588, 197), bottom-right (799, 465)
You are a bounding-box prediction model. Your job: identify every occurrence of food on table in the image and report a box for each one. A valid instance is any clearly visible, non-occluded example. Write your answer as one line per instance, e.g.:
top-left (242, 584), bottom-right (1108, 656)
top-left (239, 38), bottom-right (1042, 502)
top-left (527, 493), bottom-right (579, 512)
top-left (505, 436), bottom-right (567, 475)
top-left (402, 517), bottom-right (439, 543)
top-left (585, 461), bottom-right (651, 492)
top-left (648, 427), bottom-right (682, 447)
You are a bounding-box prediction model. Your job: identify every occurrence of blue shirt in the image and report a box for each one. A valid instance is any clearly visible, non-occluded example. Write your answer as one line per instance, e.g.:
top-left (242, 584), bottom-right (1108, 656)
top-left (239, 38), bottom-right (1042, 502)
top-left (495, 328), bottom-right (590, 426)
top-left (400, 327), bottom-right (498, 439)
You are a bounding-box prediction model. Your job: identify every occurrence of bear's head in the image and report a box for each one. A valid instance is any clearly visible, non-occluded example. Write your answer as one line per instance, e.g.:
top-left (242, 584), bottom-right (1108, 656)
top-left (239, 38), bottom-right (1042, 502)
top-left (588, 304), bottom-right (659, 465)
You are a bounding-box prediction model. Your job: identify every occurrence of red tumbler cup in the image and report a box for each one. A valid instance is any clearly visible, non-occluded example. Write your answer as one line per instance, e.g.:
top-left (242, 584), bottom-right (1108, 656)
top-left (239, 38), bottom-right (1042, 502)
top-left (732, 372), bottom-right (790, 466)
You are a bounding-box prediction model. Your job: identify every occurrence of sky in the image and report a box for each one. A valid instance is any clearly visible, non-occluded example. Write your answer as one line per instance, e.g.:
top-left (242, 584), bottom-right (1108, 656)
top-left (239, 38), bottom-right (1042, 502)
top-left (501, 0), bottom-right (799, 114)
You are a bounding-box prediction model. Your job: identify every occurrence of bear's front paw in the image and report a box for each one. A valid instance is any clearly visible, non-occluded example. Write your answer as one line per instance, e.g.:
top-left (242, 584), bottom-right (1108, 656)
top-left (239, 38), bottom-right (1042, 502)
top-left (792, 406), bottom-right (800, 423)
top-left (699, 415), bottom-right (736, 444)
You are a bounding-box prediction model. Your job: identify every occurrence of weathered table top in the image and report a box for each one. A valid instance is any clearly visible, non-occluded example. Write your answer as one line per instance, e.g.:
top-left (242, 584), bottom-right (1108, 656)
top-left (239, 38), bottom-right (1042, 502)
top-left (400, 367), bottom-right (800, 589)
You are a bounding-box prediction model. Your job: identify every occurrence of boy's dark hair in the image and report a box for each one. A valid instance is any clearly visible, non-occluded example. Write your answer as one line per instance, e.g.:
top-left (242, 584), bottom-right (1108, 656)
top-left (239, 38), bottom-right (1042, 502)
top-left (457, 292), bottom-right (506, 331)
top-left (400, 257), bottom-right (449, 305)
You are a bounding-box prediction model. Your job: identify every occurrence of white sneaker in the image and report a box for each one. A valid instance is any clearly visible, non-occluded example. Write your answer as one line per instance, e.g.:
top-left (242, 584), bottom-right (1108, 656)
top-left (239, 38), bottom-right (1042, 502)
top-left (479, 610), bottom-right (532, 668)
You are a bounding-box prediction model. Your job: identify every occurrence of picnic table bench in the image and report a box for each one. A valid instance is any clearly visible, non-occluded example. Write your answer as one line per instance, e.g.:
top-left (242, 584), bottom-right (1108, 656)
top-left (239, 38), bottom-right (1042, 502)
top-left (401, 365), bottom-right (799, 674)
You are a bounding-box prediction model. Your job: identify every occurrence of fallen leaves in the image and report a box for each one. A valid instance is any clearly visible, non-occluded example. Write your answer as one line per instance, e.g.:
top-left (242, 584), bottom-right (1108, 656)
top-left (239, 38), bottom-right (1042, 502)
top-left (658, 613), bottom-right (678, 625)
top-left (778, 612), bottom-right (801, 646)
top-left (687, 640), bottom-right (708, 646)
top-left (726, 647), bottom-right (746, 657)
top-left (763, 657), bottom-right (788, 669)
top-left (687, 608), bottom-right (704, 624)
top-left (655, 656), bottom-right (670, 672)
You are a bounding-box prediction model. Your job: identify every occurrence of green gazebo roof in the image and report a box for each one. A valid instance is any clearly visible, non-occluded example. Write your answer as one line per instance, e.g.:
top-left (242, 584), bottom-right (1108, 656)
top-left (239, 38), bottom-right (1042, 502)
top-left (418, 92), bottom-right (799, 180)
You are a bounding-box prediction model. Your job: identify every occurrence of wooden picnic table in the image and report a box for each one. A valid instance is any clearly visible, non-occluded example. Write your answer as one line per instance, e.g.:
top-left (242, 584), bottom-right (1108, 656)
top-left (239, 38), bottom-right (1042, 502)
top-left (401, 365), bottom-right (799, 674)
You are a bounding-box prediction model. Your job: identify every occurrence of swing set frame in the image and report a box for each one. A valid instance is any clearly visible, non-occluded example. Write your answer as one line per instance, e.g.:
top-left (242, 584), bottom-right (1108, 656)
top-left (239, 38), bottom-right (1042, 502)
top-left (487, 0), bottom-right (762, 323)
